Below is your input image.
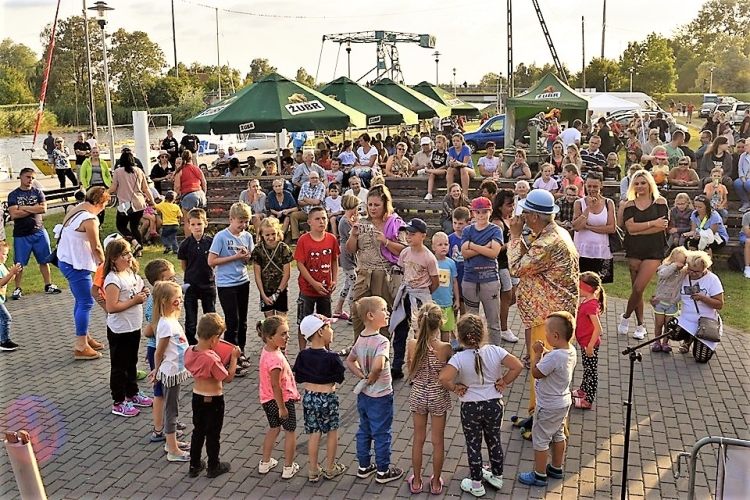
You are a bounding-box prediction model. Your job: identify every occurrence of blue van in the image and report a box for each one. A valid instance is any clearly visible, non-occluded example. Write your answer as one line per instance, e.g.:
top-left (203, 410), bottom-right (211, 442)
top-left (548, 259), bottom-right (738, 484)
top-left (464, 114), bottom-right (505, 153)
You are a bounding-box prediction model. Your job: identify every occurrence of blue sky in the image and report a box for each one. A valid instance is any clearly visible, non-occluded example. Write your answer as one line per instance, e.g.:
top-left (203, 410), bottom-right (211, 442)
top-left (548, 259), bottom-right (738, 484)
top-left (1, 0), bottom-right (706, 85)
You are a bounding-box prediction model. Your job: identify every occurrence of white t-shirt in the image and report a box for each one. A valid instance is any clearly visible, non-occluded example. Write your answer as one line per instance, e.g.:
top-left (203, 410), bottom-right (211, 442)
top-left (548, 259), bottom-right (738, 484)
top-left (678, 272), bottom-right (723, 335)
top-left (533, 177), bottom-right (559, 192)
top-left (534, 346), bottom-right (576, 409)
top-left (104, 269), bottom-right (144, 333)
top-left (478, 156), bottom-right (500, 175)
top-left (325, 195), bottom-right (342, 214)
top-left (156, 316), bottom-right (189, 379)
top-left (356, 146), bottom-right (378, 170)
top-left (448, 345), bottom-right (509, 402)
top-left (344, 188), bottom-right (368, 211)
top-left (559, 127), bottom-right (581, 148)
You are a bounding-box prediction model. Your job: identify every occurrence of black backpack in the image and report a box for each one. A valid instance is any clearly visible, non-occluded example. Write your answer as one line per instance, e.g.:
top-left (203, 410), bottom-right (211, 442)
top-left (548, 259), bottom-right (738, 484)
top-left (727, 250), bottom-right (744, 273)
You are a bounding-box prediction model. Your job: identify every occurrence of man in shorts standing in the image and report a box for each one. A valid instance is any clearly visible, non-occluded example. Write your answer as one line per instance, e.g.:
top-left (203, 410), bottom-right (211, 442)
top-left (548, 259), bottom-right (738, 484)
top-left (7, 168), bottom-right (62, 299)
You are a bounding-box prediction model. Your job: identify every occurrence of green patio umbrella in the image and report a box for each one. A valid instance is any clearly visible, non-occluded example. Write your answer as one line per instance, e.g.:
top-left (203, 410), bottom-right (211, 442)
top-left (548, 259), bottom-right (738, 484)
top-left (319, 77), bottom-right (419, 127)
top-left (412, 81), bottom-right (479, 117)
top-left (369, 78), bottom-right (451, 120)
top-left (183, 72), bottom-right (367, 134)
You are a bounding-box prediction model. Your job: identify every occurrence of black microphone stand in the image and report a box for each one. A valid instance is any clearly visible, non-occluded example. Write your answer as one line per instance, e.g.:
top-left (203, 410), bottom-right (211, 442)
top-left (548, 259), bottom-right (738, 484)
top-left (620, 330), bottom-right (674, 500)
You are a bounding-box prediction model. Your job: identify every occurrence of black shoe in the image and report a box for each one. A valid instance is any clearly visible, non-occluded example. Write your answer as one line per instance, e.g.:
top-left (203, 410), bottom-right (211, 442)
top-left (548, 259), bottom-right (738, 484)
top-left (188, 460), bottom-right (206, 478)
top-left (356, 464), bottom-right (377, 479)
top-left (375, 466), bottom-right (404, 484)
top-left (0, 340), bottom-right (19, 351)
top-left (391, 369), bottom-right (404, 380)
top-left (163, 248), bottom-right (172, 254)
top-left (206, 462), bottom-right (231, 478)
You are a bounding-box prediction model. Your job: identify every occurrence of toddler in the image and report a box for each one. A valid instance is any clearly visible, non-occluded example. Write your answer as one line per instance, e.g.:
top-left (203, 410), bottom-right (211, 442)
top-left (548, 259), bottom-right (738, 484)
top-left (573, 272), bottom-right (605, 409)
top-left (155, 190), bottom-right (182, 254)
top-left (649, 247), bottom-right (688, 353)
top-left (430, 232), bottom-right (459, 343)
top-left (0, 242), bottom-right (22, 350)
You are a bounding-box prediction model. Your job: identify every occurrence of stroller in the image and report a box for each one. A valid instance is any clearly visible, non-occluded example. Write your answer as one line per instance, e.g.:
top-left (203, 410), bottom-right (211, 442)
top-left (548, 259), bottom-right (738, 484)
top-left (674, 437), bottom-right (750, 499)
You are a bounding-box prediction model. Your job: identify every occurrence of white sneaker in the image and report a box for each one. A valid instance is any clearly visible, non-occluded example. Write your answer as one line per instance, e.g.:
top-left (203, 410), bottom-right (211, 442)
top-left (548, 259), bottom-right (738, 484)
top-left (417, 168), bottom-right (426, 176)
top-left (482, 467), bottom-right (504, 489)
top-left (633, 325), bottom-right (647, 340)
top-left (424, 193), bottom-right (433, 201)
top-left (739, 203), bottom-right (750, 212)
top-left (744, 267), bottom-right (750, 279)
top-left (618, 314), bottom-right (630, 335)
top-left (259, 458), bottom-right (278, 474)
top-left (282, 462), bottom-right (300, 479)
top-left (500, 329), bottom-right (519, 343)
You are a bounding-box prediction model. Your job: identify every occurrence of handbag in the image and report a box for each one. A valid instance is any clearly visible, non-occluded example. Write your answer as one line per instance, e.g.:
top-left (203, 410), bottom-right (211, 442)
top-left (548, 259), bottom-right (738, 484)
top-left (608, 226), bottom-right (625, 253)
top-left (689, 277), bottom-right (721, 343)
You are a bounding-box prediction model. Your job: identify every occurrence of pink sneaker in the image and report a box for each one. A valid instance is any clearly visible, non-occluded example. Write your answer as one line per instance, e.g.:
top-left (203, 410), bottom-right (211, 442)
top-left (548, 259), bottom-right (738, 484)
top-left (112, 401), bottom-right (140, 417)
top-left (127, 391), bottom-right (153, 407)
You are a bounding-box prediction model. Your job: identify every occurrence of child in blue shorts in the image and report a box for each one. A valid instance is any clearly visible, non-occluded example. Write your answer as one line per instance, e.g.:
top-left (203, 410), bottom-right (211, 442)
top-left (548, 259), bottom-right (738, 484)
top-left (143, 259), bottom-right (186, 443)
top-left (293, 314), bottom-right (347, 482)
top-left (430, 232), bottom-right (459, 343)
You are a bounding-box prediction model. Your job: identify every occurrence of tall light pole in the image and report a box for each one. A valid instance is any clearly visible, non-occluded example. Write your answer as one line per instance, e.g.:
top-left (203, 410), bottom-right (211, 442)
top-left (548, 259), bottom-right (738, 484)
top-left (452, 67), bottom-right (456, 95)
top-left (89, 1), bottom-right (115, 160)
top-left (603, 74), bottom-right (608, 92)
top-left (82, 1), bottom-right (97, 137)
top-left (629, 66), bottom-right (634, 92)
top-left (346, 40), bottom-right (351, 79)
top-left (171, 0), bottom-right (178, 76)
top-left (433, 51), bottom-right (440, 85)
top-left (709, 67), bottom-right (715, 93)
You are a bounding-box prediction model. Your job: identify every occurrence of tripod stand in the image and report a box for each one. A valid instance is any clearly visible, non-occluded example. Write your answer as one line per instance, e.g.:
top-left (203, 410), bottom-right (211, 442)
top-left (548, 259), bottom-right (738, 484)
top-left (620, 330), bottom-right (673, 500)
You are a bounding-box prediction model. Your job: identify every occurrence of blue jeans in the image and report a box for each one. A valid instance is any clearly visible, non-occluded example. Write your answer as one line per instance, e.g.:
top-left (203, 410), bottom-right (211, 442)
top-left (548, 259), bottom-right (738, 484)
top-left (184, 285), bottom-right (216, 345)
top-left (357, 169), bottom-right (374, 188)
top-left (356, 392), bottom-right (394, 472)
top-left (0, 303), bottom-right (11, 343)
top-left (161, 224), bottom-right (179, 251)
top-left (59, 261), bottom-right (94, 337)
top-left (734, 178), bottom-right (750, 204)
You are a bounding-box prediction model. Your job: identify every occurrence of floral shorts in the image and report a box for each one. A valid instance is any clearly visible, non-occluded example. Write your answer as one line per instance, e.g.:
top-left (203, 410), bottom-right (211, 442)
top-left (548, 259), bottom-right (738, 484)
top-left (302, 391), bottom-right (340, 434)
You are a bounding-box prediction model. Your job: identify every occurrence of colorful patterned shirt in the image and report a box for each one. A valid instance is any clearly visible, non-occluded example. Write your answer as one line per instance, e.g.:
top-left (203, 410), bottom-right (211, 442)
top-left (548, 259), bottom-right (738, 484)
top-left (508, 222), bottom-right (579, 328)
top-left (297, 181), bottom-right (326, 214)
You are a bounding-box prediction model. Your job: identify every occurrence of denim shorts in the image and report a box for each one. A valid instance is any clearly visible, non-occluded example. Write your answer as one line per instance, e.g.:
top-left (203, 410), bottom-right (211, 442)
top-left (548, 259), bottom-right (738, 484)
top-left (498, 268), bottom-right (513, 292)
top-left (180, 190), bottom-right (206, 211)
top-left (653, 301), bottom-right (678, 316)
top-left (302, 391), bottom-right (340, 434)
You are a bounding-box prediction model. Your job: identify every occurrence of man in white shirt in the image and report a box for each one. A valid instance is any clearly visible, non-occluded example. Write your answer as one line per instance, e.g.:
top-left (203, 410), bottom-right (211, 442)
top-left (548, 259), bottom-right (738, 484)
top-left (413, 137), bottom-right (433, 175)
top-left (226, 146), bottom-right (238, 161)
top-left (559, 119), bottom-right (582, 148)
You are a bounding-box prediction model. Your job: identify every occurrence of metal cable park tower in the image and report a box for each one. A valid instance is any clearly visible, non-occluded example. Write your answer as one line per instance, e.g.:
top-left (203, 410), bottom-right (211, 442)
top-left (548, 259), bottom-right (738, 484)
top-left (318, 31), bottom-right (436, 84)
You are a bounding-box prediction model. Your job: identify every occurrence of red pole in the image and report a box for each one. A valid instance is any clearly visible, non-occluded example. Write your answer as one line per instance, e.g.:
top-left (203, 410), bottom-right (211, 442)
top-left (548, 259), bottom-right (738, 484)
top-left (32, 0), bottom-right (62, 150)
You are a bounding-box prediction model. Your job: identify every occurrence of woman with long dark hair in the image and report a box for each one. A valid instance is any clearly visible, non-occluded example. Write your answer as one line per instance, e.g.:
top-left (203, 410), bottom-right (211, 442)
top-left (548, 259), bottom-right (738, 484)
top-left (110, 151), bottom-right (153, 255)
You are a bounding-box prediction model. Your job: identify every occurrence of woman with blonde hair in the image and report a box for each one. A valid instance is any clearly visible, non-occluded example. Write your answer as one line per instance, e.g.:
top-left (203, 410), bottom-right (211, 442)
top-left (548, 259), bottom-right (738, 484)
top-left (565, 143), bottom-right (583, 170)
top-left (617, 170), bottom-right (669, 340)
top-left (52, 137), bottom-right (78, 189)
top-left (384, 142), bottom-right (412, 177)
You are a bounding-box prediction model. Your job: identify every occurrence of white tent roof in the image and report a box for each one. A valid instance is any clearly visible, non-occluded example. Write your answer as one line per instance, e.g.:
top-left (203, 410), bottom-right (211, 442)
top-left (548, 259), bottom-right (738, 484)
top-left (588, 93), bottom-right (639, 116)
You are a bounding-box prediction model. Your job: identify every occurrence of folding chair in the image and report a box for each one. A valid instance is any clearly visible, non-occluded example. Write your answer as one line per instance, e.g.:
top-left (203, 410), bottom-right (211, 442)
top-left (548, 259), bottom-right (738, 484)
top-left (674, 437), bottom-right (750, 499)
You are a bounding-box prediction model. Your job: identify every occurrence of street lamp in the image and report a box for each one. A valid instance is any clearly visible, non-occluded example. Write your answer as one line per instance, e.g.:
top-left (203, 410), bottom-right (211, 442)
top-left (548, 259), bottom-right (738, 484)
top-left (629, 66), bottom-right (634, 92)
top-left (603, 74), bottom-right (608, 92)
top-left (453, 67), bottom-right (456, 95)
top-left (709, 67), bottom-right (715, 93)
top-left (88, 1), bottom-right (116, 161)
top-left (433, 51), bottom-right (440, 85)
top-left (346, 40), bottom-right (351, 79)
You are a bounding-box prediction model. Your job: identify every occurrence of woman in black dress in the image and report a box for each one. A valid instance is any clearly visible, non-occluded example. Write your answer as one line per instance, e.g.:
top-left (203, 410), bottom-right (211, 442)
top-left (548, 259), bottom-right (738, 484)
top-left (617, 170), bottom-right (669, 340)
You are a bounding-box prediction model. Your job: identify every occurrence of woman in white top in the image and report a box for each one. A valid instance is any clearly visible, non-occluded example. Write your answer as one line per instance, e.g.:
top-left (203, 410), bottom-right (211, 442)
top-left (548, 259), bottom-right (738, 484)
top-left (57, 186), bottom-right (110, 359)
top-left (477, 141), bottom-right (500, 178)
top-left (344, 175), bottom-right (369, 214)
top-left (571, 173), bottom-right (617, 283)
top-left (354, 132), bottom-right (379, 187)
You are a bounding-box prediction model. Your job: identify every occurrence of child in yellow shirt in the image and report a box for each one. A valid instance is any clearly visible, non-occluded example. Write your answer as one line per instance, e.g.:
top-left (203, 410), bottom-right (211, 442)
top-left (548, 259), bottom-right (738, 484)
top-left (156, 191), bottom-right (183, 254)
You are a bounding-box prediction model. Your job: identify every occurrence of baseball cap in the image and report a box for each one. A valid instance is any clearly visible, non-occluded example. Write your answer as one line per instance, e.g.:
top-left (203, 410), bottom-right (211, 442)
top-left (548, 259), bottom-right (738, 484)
top-left (120, 145), bottom-right (132, 152)
top-left (399, 218), bottom-right (428, 234)
top-left (470, 197), bottom-right (492, 211)
top-left (420, 137), bottom-right (432, 146)
top-left (299, 314), bottom-right (337, 340)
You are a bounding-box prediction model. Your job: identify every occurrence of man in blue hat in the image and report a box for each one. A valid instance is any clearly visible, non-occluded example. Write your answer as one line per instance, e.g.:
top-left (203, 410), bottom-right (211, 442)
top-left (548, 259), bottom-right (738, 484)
top-left (507, 189), bottom-right (579, 436)
top-left (388, 218), bottom-right (439, 379)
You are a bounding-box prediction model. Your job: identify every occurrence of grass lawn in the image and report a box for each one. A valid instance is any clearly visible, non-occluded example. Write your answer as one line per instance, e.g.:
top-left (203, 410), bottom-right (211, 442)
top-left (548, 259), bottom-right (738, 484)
top-left (9, 208), bottom-right (748, 332)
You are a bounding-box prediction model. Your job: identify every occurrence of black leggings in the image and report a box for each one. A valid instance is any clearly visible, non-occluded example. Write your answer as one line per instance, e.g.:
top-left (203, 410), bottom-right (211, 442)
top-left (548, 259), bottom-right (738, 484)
top-left (115, 209), bottom-right (144, 245)
top-left (217, 282), bottom-right (250, 352)
top-left (580, 346), bottom-right (599, 404)
top-left (190, 393), bottom-right (225, 470)
top-left (56, 168), bottom-right (78, 189)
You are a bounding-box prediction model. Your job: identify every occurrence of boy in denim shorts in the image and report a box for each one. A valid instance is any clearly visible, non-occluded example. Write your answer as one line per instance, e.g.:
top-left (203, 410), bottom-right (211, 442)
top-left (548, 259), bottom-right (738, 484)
top-left (519, 312), bottom-right (576, 487)
top-left (293, 314), bottom-right (347, 482)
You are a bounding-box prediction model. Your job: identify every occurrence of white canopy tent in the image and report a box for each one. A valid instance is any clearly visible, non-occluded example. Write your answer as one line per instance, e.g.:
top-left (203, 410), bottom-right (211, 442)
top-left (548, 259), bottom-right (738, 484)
top-left (588, 93), bottom-right (639, 117)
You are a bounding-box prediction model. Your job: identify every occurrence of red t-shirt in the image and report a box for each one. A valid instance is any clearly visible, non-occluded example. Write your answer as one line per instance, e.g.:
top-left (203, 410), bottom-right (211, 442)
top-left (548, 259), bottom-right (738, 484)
top-left (184, 346), bottom-right (229, 381)
top-left (294, 232), bottom-right (340, 297)
top-left (576, 298), bottom-right (601, 348)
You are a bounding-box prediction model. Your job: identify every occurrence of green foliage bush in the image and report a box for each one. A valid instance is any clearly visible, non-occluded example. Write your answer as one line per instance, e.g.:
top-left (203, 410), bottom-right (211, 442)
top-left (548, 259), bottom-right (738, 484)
top-left (0, 109), bottom-right (57, 135)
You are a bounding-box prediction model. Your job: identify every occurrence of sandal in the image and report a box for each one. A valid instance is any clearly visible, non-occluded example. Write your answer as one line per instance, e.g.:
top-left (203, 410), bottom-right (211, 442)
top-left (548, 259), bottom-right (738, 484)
top-left (678, 342), bottom-right (691, 354)
top-left (429, 475), bottom-right (444, 495)
top-left (337, 346), bottom-right (351, 357)
top-left (651, 342), bottom-right (662, 352)
top-left (571, 388), bottom-right (586, 399)
top-left (661, 342), bottom-right (672, 353)
top-left (238, 355), bottom-right (251, 369)
top-left (574, 397), bottom-right (592, 409)
top-left (523, 354), bottom-right (531, 370)
top-left (176, 421), bottom-right (187, 431)
top-left (234, 367), bottom-right (249, 377)
top-left (407, 474), bottom-right (423, 494)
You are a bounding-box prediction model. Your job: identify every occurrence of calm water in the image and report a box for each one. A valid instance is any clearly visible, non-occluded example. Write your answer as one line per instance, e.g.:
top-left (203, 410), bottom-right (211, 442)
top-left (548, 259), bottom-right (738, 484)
top-left (0, 125), bottom-right (184, 174)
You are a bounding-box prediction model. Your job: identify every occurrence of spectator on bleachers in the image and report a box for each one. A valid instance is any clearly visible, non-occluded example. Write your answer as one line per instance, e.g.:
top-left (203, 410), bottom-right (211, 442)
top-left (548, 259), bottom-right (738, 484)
top-left (266, 178), bottom-right (298, 238)
top-left (240, 178), bottom-right (266, 234)
top-left (698, 136), bottom-right (733, 190)
top-left (290, 171), bottom-right (325, 243)
top-left (262, 159), bottom-right (276, 176)
top-left (504, 149), bottom-right (531, 180)
top-left (555, 184), bottom-right (578, 232)
top-left (212, 149), bottom-right (230, 170)
top-left (412, 137), bottom-right (433, 176)
top-left (440, 183), bottom-right (470, 234)
top-left (344, 176), bottom-right (368, 214)
top-left (280, 157), bottom-right (295, 176)
top-left (477, 142), bottom-right (500, 178)
top-left (292, 151), bottom-right (326, 190)
top-left (225, 158), bottom-right (243, 177)
top-left (480, 179), bottom-right (498, 201)
top-left (384, 142), bottom-right (412, 178)
top-left (353, 133), bottom-right (378, 188)
top-left (326, 158), bottom-right (344, 185)
top-left (668, 158), bottom-right (700, 187)
top-left (245, 156), bottom-right (264, 177)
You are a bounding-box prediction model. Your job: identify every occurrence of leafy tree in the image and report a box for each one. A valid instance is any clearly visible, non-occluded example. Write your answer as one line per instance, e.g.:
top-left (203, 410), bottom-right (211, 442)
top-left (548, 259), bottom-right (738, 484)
top-left (673, 0), bottom-right (750, 57)
top-left (0, 66), bottom-right (34, 104)
top-left (581, 58), bottom-right (625, 91)
top-left (619, 33), bottom-right (677, 95)
top-left (108, 29), bottom-right (166, 107)
top-left (479, 72), bottom-right (508, 89)
top-left (295, 67), bottom-right (315, 87)
top-left (694, 40), bottom-right (750, 93)
top-left (246, 58), bottom-right (276, 84)
top-left (0, 39), bottom-right (39, 92)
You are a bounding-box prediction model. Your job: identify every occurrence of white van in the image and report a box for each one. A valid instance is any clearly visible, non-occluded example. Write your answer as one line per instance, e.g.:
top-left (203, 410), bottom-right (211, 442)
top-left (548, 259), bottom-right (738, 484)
top-left (729, 102), bottom-right (750, 126)
top-left (604, 92), bottom-right (665, 114)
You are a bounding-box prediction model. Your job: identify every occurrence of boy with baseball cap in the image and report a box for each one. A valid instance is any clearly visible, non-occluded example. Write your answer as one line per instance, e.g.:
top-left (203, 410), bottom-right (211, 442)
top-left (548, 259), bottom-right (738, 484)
top-left (292, 314), bottom-right (347, 482)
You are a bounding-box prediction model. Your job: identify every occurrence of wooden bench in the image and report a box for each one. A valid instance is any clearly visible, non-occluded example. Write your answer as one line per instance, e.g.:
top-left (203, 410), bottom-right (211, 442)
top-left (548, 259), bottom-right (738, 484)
top-left (44, 186), bottom-right (82, 212)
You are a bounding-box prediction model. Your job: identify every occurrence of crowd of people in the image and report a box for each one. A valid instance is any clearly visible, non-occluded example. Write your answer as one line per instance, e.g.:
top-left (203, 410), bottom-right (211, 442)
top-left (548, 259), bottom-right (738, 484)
top-left (1, 118), bottom-right (739, 495)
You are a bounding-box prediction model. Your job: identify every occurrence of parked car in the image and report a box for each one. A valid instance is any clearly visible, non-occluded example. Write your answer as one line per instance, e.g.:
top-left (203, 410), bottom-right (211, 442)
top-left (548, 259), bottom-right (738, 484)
top-left (729, 102), bottom-right (750, 125)
top-left (464, 114), bottom-right (505, 153)
top-left (244, 133), bottom-right (278, 151)
top-left (699, 102), bottom-right (717, 118)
